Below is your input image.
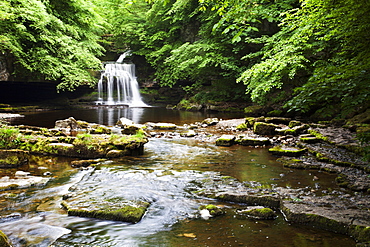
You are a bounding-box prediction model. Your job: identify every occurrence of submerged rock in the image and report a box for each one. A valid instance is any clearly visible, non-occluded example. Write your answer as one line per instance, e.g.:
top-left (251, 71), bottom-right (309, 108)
top-left (0, 172), bottom-right (50, 191)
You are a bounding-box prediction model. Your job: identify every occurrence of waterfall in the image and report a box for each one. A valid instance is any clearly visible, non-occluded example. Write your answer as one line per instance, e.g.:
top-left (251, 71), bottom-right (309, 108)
top-left (96, 53), bottom-right (148, 107)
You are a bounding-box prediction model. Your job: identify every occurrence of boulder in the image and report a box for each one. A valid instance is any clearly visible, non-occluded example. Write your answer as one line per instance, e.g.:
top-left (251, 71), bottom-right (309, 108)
top-left (55, 117), bottom-right (79, 129)
top-left (199, 204), bottom-right (224, 219)
top-left (61, 199), bottom-right (149, 223)
top-left (121, 125), bottom-right (141, 135)
top-left (237, 136), bottom-right (270, 146)
top-left (180, 130), bottom-right (197, 137)
top-left (216, 135), bottom-right (236, 146)
top-left (238, 206), bottom-right (277, 220)
top-left (150, 123), bottom-right (177, 130)
top-left (116, 117), bottom-right (135, 127)
top-left (299, 134), bottom-right (320, 143)
top-left (201, 118), bottom-right (219, 126)
top-left (269, 145), bottom-right (306, 157)
top-left (253, 122), bottom-right (279, 135)
top-left (0, 172), bottom-right (50, 191)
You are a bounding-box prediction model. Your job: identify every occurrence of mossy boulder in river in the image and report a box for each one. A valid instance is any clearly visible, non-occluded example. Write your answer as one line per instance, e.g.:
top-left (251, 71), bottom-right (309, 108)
top-left (269, 145), bottom-right (306, 157)
top-left (237, 206), bottom-right (277, 220)
top-left (199, 204), bottom-right (225, 219)
top-left (216, 135), bottom-right (236, 146)
top-left (61, 199), bottom-right (149, 223)
top-left (253, 122), bottom-right (278, 135)
top-left (237, 136), bottom-right (270, 146)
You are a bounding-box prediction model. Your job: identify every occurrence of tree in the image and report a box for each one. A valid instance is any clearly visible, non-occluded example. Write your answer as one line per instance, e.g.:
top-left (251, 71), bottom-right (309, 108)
top-left (237, 0), bottom-right (370, 117)
top-left (0, 0), bottom-right (105, 91)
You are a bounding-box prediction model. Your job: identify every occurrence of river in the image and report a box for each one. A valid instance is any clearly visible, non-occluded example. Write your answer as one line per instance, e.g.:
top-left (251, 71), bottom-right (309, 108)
top-left (0, 107), bottom-right (356, 246)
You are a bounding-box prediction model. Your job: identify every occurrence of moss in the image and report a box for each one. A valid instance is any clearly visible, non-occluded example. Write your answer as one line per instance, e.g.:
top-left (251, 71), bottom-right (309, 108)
top-left (216, 135), bottom-right (235, 147)
top-left (350, 226), bottom-right (370, 243)
top-left (0, 230), bottom-right (12, 247)
top-left (335, 174), bottom-right (349, 188)
top-left (245, 117), bottom-right (256, 128)
top-left (299, 135), bottom-right (320, 143)
top-left (199, 204), bottom-right (224, 216)
top-left (269, 146), bottom-right (306, 157)
top-left (61, 200), bottom-right (149, 223)
top-left (253, 122), bottom-right (278, 135)
top-left (308, 129), bottom-right (329, 142)
top-left (241, 207), bottom-right (277, 220)
top-left (236, 123), bottom-right (248, 131)
top-left (289, 120), bottom-right (302, 128)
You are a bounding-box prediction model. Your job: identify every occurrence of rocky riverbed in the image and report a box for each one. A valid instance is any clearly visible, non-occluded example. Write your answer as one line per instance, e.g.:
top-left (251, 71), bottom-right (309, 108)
top-left (0, 115), bottom-right (369, 246)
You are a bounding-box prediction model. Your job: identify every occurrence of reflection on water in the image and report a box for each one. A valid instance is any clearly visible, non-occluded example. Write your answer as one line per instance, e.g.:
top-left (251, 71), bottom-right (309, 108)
top-left (96, 106), bottom-right (146, 125)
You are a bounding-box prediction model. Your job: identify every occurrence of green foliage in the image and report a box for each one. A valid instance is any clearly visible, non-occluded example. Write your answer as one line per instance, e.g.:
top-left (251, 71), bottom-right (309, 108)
top-left (357, 131), bottom-right (370, 162)
top-left (0, 126), bottom-right (21, 149)
top-left (0, 0), bottom-right (105, 90)
top-left (236, 0), bottom-right (370, 115)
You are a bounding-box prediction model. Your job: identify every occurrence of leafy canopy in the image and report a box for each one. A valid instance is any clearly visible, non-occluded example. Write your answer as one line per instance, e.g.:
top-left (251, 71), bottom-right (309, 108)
top-left (0, 0), bottom-right (105, 91)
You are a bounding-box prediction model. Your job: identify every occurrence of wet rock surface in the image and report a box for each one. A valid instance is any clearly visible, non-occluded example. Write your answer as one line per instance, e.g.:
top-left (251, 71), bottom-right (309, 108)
top-left (61, 168), bottom-right (150, 223)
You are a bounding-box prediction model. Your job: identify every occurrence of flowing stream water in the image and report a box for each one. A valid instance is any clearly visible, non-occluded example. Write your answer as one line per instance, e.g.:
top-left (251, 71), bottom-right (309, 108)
top-left (1, 107), bottom-right (357, 246)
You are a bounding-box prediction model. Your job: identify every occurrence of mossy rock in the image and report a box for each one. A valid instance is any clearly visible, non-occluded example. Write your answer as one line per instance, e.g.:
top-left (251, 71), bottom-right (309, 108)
top-left (238, 206), bottom-right (277, 220)
top-left (277, 157), bottom-right (321, 169)
top-left (199, 204), bottom-right (224, 216)
top-left (237, 137), bottom-right (270, 146)
top-left (253, 122), bottom-right (279, 135)
top-left (201, 118), bottom-right (219, 126)
top-left (236, 123), bottom-right (248, 131)
top-left (0, 230), bottom-right (12, 247)
top-left (269, 145), bottom-right (306, 157)
top-left (289, 120), bottom-right (302, 128)
top-left (216, 135), bottom-right (235, 147)
top-left (152, 123), bottom-right (177, 130)
top-left (299, 134), bottom-right (320, 143)
top-left (245, 117), bottom-right (256, 128)
top-left (61, 199), bottom-right (150, 223)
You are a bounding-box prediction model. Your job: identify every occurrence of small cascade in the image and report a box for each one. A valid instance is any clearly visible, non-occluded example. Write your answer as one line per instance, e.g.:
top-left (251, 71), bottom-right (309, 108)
top-left (96, 53), bottom-right (148, 107)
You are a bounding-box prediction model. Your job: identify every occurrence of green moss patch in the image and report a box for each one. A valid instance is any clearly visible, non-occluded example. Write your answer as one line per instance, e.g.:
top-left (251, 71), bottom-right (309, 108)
top-left (61, 199), bottom-right (150, 223)
top-left (253, 122), bottom-right (278, 135)
top-left (269, 145), bottom-right (306, 157)
top-left (238, 206), bottom-right (277, 220)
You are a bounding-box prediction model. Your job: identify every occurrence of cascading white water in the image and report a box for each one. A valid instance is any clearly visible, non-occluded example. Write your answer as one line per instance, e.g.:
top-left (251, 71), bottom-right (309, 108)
top-left (96, 53), bottom-right (148, 107)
